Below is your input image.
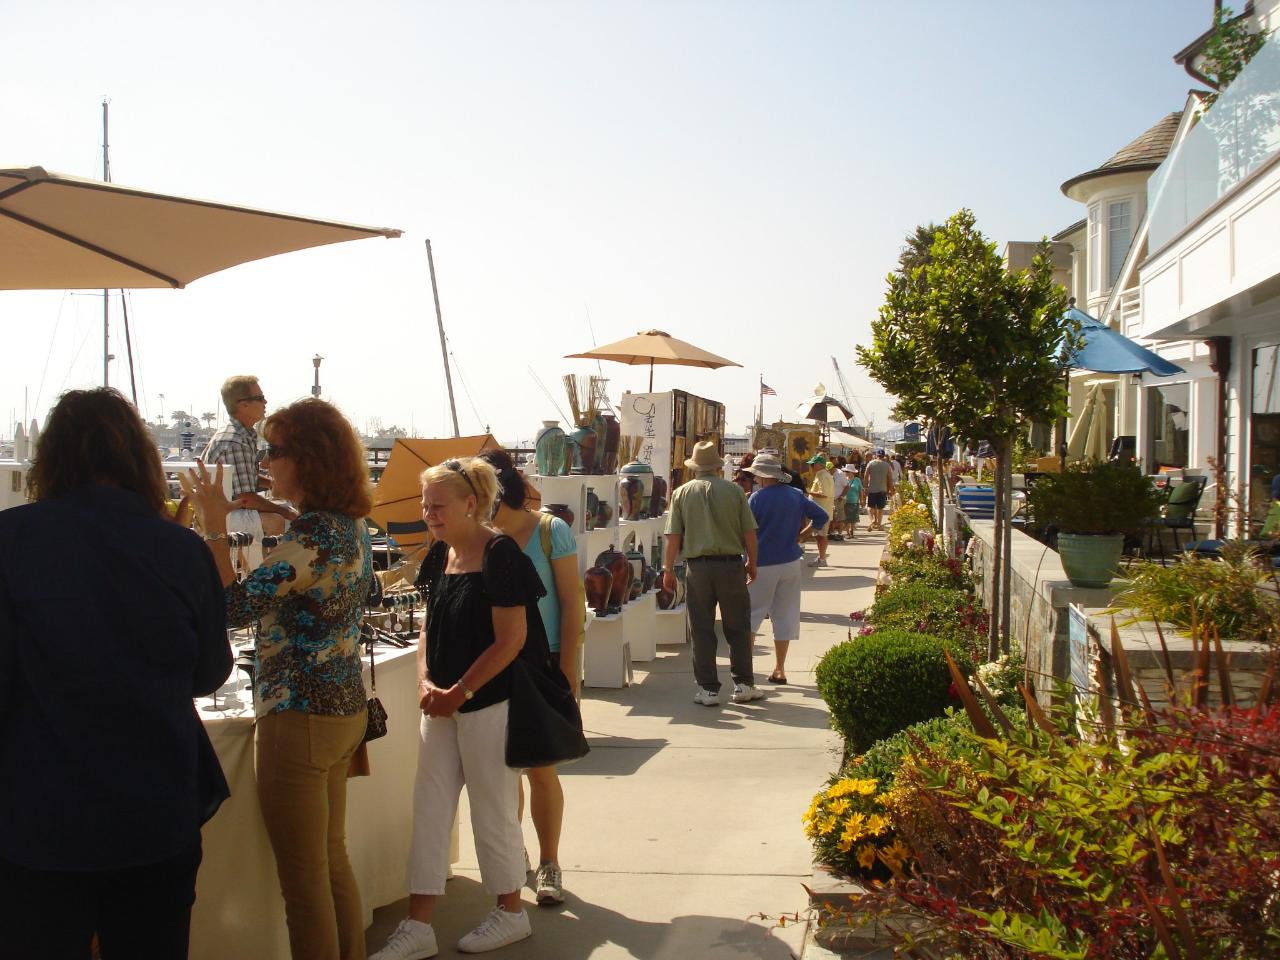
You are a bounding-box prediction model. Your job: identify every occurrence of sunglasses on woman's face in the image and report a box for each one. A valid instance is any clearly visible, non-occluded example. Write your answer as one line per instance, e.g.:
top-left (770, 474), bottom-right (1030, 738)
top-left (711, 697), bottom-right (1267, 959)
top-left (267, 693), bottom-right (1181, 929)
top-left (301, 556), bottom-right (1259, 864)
top-left (264, 444), bottom-right (288, 460)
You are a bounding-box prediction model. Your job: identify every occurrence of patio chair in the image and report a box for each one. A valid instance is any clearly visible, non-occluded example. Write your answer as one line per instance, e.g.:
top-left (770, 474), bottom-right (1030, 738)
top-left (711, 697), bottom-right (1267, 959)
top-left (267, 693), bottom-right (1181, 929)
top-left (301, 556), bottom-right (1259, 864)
top-left (1151, 475), bottom-right (1207, 562)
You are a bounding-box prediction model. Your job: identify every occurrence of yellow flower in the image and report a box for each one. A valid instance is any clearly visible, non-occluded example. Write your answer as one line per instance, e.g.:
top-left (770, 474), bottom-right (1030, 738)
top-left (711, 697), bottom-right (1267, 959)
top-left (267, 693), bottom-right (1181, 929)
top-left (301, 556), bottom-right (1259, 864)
top-left (880, 837), bottom-right (912, 868)
top-left (857, 843), bottom-right (878, 871)
top-left (819, 815), bottom-right (839, 837)
top-left (840, 813), bottom-right (867, 845)
top-left (865, 814), bottom-right (890, 837)
top-left (837, 836), bottom-right (854, 853)
top-left (828, 798), bottom-right (851, 816)
top-left (853, 779), bottom-right (878, 796)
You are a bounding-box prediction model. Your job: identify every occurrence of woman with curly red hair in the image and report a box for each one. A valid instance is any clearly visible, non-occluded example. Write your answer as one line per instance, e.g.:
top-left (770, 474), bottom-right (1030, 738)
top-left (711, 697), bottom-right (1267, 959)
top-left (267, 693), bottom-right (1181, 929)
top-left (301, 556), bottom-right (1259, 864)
top-left (187, 397), bottom-right (374, 960)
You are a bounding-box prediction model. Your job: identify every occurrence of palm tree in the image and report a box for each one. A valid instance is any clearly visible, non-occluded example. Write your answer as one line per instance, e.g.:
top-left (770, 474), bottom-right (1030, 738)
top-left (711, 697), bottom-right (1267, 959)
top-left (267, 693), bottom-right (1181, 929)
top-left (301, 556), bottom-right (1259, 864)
top-left (170, 410), bottom-right (191, 428)
top-left (201, 412), bottom-right (217, 430)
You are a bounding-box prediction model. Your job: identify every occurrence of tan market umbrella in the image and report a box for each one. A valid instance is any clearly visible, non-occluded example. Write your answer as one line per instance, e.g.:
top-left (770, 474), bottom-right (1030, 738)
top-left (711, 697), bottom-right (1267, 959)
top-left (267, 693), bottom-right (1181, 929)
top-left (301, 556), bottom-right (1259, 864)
top-left (369, 435), bottom-right (501, 552)
top-left (0, 165), bottom-right (402, 290)
top-left (565, 328), bottom-right (740, 390)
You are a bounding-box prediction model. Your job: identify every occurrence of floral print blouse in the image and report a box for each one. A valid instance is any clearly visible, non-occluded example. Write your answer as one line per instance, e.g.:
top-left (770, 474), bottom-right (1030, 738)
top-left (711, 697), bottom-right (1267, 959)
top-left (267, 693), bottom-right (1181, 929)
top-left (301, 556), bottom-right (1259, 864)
top-left (226, 511), bottom-right (372, 718)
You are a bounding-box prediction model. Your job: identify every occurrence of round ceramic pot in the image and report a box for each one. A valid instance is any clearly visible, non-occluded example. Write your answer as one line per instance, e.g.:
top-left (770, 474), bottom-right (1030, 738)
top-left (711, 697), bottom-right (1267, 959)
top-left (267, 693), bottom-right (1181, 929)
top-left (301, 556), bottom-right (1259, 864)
top-left (584, 565), bottom-right (613, 616)
top-left (624, 540), bottom-right (646, 601)
top-left (594, 544), bottom-right (632, 612)
top-left (619, 475), bottom-right (641, 521)
top-left (596, 498), bottom-right (613, 529)
top-left (1056, 533), bottom-right (1125, 589)
top-left (534, 420), bottom-right (567, 477)
top-left (620, 461), bottom-right (655, 518)
top-left (649, 474), bottom-right (668, 518)
top-left (541, 503), bottom-right (575, 529)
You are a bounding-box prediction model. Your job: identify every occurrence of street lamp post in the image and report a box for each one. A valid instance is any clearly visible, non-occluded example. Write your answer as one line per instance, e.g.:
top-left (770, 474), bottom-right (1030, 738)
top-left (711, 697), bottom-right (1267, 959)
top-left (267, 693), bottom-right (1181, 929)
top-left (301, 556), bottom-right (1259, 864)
top-left (312, 355), bottom-right (323, 398)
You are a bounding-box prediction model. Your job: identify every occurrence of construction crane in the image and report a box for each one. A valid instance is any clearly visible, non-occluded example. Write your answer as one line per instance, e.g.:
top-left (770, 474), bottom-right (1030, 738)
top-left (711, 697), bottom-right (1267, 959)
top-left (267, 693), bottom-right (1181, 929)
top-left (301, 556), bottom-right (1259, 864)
top-left (831, 357), bottom-right (872, 434)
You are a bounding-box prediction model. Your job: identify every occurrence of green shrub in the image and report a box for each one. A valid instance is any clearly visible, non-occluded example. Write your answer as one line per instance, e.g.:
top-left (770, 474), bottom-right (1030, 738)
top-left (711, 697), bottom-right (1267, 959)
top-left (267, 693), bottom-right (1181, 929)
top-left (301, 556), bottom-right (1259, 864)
top-left (815, 629), bottom-right (973, 755)
top-left (847, 711), bottom-right (968, 787)
top-left (870, 582), bottom-right (988, 663)
top-left (880, 544), bottom-right (973, 592)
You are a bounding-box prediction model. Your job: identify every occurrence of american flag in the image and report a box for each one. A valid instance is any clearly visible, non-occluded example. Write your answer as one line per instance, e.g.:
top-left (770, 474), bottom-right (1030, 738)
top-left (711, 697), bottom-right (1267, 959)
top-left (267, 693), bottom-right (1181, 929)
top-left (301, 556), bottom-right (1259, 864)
top-left (760, 383), bottom-right (777, 396)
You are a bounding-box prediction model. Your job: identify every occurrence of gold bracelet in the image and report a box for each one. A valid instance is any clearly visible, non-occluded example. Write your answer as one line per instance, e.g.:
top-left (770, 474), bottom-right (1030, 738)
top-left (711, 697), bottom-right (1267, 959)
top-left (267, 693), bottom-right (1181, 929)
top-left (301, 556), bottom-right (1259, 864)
top-left (203, 532), bottom-right (228, 542)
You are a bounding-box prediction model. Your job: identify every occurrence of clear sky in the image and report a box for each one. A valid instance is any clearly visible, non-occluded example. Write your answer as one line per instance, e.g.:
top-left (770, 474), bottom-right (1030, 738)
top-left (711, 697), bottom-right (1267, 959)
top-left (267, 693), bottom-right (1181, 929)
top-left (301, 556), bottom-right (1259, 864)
top-left (2, 0), bottom-right (1212, 446)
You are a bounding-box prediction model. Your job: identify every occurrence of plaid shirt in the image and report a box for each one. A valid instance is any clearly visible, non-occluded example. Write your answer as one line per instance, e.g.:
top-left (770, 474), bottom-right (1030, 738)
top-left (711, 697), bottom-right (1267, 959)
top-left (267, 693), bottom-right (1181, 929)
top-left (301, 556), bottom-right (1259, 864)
top-left (202, 420), bottom-right (261, 498)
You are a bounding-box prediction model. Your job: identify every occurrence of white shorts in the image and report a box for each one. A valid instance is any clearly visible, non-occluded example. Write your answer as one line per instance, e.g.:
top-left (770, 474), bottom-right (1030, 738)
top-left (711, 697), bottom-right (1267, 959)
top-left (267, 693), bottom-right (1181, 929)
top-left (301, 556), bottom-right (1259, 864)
top-left (748, 558), bottom-right (803, 641)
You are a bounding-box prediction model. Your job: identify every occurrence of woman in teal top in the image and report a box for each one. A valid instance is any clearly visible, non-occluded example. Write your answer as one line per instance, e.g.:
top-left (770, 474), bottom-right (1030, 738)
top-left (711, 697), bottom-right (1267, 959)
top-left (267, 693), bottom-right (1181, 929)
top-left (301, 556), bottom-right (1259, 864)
top-left (479, 449), bottom-right (581, 907)
top-left (843, 467), bottom-right (864, 532)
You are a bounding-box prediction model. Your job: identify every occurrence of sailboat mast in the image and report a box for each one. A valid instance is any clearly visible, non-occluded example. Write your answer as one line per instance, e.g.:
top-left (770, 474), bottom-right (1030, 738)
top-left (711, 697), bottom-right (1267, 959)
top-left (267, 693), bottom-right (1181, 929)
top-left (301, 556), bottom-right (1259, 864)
top-left (102, 99), bottom-right (110, 387)
top-left (425, 239), bottom-right (461, 438)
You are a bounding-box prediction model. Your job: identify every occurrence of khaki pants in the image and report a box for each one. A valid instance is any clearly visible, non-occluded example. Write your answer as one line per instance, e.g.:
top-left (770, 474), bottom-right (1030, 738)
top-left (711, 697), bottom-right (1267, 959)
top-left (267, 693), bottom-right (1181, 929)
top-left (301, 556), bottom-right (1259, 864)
top-left (256, 709), bottom-right (368, 960)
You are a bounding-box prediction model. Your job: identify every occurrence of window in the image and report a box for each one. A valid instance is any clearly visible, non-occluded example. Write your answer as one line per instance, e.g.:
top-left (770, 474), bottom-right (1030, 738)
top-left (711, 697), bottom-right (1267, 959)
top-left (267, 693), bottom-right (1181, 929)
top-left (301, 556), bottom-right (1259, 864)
top-left (1146, 382), bottom-right (1190, 470)
top-left (1107, 199), bottom-right (1132, 289)
top-left (1088, 203), bottom-right (1101, 295)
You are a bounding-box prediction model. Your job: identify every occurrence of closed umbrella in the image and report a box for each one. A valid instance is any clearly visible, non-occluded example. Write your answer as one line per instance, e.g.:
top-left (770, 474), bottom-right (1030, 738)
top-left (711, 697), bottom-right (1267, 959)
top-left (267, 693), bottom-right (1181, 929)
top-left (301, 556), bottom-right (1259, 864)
top-left (566, 329), bottom-right (739, 390)
top-left (0, 166), bottom-right (401, 290)
top-left (1067, 383), bottom-right (1110, 462)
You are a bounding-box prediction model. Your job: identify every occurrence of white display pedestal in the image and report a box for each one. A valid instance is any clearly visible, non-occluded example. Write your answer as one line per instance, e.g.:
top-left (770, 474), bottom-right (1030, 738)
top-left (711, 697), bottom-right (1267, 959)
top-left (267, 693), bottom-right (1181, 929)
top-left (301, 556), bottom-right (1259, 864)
top-left (655, 604), bottom-right (688, 645)
top-left (583, 612), bottom-right (631, 688)
top-left (623, 590), bottom-right (657, 662)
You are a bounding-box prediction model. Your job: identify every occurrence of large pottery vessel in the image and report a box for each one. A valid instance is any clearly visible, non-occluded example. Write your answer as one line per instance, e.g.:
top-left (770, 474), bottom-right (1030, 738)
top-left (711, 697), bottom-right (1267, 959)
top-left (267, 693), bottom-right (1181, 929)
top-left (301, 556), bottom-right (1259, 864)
top-left (541, 503), bottom-right (575, 530)
top-left (650, 474), bottom-right (667, 517)
top-left (594, 544), bottom-right (632, 613)
top-left (569, 424), bottom-right (597, 474)
top-left (1056, 533), bottom-right (1125, 589)
top-left (601, 414), bottom-right (621, 474)
top-left (584, 565), bottom-right (613, 616)
top-left (620, 461), bottom-right (655, 519)
top-left (589, 412), bottom-right (608, 475)
top-left (534, 420), bottom-right (567, 476)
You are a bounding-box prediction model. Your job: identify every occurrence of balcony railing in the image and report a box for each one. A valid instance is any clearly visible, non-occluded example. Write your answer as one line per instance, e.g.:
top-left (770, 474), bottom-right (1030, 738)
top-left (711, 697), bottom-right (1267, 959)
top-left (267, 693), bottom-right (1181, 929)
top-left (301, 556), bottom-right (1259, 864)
top-left (1147, 38), bottom-right (1280, 253)
top-left (1106, 286), bottom-right (1142, 337)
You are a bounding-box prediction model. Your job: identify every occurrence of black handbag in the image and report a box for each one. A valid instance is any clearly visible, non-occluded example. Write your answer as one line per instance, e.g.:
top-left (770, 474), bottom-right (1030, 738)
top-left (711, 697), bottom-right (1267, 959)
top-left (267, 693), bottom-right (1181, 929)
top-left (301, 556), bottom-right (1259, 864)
top-left (505, 654), bottom-right (589, 769)
top-left (363, 641), bottom-right (389, 743)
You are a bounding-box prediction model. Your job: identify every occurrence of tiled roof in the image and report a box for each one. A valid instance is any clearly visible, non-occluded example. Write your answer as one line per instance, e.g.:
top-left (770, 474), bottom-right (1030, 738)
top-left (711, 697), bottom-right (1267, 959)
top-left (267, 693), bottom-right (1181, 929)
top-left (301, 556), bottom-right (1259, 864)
top-left (1099, 113), bottom-right (1182, 169)
top-left (1061, 112), bottom-right (1182, 196)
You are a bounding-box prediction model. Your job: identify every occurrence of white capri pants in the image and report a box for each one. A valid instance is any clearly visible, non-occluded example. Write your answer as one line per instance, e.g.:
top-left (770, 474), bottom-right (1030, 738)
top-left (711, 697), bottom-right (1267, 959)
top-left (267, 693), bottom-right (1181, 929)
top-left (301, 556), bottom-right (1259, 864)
top-left (407, 699), bottom-right (524, 896)
top-left (748, 557), bottom-right (803, 641)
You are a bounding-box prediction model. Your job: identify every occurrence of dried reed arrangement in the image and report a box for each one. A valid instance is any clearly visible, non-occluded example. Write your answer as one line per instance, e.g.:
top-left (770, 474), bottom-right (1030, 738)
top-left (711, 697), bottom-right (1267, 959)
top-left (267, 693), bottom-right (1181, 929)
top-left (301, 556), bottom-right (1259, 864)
top-left (562, 375), bottom-right (598, 427)
top-left (619, 434), bottom-right (643, 464)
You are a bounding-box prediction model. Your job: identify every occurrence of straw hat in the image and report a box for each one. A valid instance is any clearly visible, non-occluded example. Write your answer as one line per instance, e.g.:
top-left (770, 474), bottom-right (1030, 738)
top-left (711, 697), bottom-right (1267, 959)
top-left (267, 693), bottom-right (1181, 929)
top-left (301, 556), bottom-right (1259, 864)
top-left (684, 440), bottom-right (724, 472)
top-left (745, 451), bottom-right (789, 482)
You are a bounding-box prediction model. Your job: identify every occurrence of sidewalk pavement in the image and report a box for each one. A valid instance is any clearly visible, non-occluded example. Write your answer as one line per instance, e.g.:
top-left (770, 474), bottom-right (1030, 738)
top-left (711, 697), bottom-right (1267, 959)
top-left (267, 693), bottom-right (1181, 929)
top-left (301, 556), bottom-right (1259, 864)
top-left (366, 527), bottom-right (887, 960)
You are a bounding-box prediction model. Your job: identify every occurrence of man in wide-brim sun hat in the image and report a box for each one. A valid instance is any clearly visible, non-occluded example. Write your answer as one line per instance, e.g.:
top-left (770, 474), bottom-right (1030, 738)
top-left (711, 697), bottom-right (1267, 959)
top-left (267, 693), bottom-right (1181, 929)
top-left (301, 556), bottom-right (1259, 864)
top-left (663, 441), bottom-right (762, 707)
top-left (744, 451), bottom-right (828, 685)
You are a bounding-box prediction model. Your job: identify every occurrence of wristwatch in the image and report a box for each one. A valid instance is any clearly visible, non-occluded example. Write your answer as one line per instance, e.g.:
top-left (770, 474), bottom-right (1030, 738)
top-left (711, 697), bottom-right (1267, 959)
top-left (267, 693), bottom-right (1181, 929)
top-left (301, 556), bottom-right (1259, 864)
top-left (458, 680), bottom-right (475, 701)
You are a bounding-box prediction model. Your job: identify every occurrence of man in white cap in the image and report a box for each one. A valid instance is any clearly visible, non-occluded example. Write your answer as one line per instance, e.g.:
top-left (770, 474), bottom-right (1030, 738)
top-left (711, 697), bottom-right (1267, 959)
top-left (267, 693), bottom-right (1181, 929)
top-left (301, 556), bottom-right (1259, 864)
top-left (663, 440), bottom-right (762, 706)
top-left (745, 451), bottom-right (829, 684)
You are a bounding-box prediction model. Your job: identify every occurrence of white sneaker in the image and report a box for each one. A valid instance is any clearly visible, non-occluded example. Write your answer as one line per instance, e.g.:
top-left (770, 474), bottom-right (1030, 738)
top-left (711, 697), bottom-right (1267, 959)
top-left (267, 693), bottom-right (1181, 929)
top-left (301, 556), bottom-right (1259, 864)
top-left (534, 861), bottom-right (564, 905)
top-left (371, 917), bottom-right (438, 960)
top-left (693, 687), bottom-right (721, 706)
top-left (808, 557), bottom-right (827, 567)
top-left (731, 683), bottom-right (764, 703)
top-left (457, 906), bottom-right (532, 953)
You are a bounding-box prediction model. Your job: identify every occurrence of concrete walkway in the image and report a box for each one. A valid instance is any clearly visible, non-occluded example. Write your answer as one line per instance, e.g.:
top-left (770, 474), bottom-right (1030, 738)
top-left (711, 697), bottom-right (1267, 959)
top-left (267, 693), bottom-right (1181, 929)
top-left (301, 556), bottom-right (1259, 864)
top-left (366, 528), bottom-right (886, 960)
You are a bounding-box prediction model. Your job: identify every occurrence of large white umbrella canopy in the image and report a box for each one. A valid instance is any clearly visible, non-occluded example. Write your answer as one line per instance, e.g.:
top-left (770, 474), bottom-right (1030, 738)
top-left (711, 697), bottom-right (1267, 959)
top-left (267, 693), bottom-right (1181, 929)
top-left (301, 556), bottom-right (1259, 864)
top-left (0, 165), bottom-right (402, 290)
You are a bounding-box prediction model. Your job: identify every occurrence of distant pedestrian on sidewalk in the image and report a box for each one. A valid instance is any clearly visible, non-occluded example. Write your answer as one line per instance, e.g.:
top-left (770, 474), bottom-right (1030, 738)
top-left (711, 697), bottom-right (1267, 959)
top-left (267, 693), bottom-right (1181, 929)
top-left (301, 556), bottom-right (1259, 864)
top-left (663, 441), bottom-right (762, 706)
top-left (829, 457), bottom-right (849, 540)
top-left (805, 454), bottom-right (834, 567)
top-left (864, 450), bottom-right (895, 531)
top-left (841, 465), bottom-right (864, 533)
top-left (745, 452), bottom-right (828, 684)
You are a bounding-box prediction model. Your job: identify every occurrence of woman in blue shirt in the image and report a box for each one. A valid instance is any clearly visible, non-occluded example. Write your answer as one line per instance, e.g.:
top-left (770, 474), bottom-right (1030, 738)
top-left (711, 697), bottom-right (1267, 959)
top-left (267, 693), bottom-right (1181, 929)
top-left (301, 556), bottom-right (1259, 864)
top-left (745, 452), bottom-right (829, 684)
top-left (479, 449), bottom-right (581, 907)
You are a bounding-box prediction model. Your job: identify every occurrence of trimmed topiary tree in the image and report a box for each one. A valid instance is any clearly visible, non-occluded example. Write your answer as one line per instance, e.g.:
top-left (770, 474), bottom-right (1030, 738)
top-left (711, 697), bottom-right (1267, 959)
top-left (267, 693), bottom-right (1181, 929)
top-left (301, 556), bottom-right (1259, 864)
top-left (815, 629), bottom-right (973, 756)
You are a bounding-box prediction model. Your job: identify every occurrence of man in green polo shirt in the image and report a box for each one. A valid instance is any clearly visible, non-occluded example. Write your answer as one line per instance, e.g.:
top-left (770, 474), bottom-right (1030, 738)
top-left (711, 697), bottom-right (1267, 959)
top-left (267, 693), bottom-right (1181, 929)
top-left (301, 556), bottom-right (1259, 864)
top-left (662, 440), bottom-right (761, 706)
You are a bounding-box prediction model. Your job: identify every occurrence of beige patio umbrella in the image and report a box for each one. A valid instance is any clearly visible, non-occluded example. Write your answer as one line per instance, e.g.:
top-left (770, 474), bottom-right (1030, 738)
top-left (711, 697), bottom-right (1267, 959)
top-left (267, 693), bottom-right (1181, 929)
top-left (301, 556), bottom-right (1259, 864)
top-left (565, 328), bottom-right (740, 390)
top-left (1067, 382), bottom-right (1110, 463)
top-left (0, 165), bottom-right (401, 290)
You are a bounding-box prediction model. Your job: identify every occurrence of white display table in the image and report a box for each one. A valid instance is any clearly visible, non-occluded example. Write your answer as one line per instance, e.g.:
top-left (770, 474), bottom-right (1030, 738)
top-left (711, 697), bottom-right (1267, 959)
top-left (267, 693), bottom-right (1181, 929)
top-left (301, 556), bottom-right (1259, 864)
top-left (624, 590), bottom-right (657, 662)
top-left (655, 604), bottom-right (689, 645)
top-left (583, 612), bottom-right (632, 688)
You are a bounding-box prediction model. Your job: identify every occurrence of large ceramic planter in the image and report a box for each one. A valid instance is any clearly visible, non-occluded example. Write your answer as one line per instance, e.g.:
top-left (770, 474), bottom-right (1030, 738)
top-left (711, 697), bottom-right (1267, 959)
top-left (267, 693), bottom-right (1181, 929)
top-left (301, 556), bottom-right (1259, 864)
top-left (534, 420), bottom-right (567, 476)
top-left (1056, 533), bottom-right (1125, 588)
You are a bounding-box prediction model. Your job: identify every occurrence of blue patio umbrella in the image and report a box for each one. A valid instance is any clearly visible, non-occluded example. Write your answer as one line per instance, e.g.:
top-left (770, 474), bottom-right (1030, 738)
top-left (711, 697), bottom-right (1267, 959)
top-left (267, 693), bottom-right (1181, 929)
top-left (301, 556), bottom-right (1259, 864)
top-left (1062, 306), bottom-right (1184, 376)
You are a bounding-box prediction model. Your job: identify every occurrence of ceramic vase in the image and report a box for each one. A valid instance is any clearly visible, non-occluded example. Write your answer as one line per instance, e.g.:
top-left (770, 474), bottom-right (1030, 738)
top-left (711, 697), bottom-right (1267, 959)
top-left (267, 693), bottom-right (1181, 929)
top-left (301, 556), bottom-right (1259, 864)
top-left (534, 420), bottom-right (567, 477)
top-left (620, 461), bottom-right (655, 519)
top-left (602, 414), bottom-right (621, 474)
top-left (596, 498), bottom-right (613, 529)
top-left (624, 538), bottom-right (646, 601)
top-left (589, 412), bottom-right (608, 475)
top-left (584, 565), bottom-right (613, 616)
top-left (650, 475), bottom-right (668, 518)
top-left (585, 491), bottom-right (599, 531)
top-left (541, 503), bottom-right (575, 529)
top-left (594, 544), bottom-right (632, 613)
top-left (619, 476), bottom-right (641, 521)
top-left (569, 424), bottom-right (596, 474)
